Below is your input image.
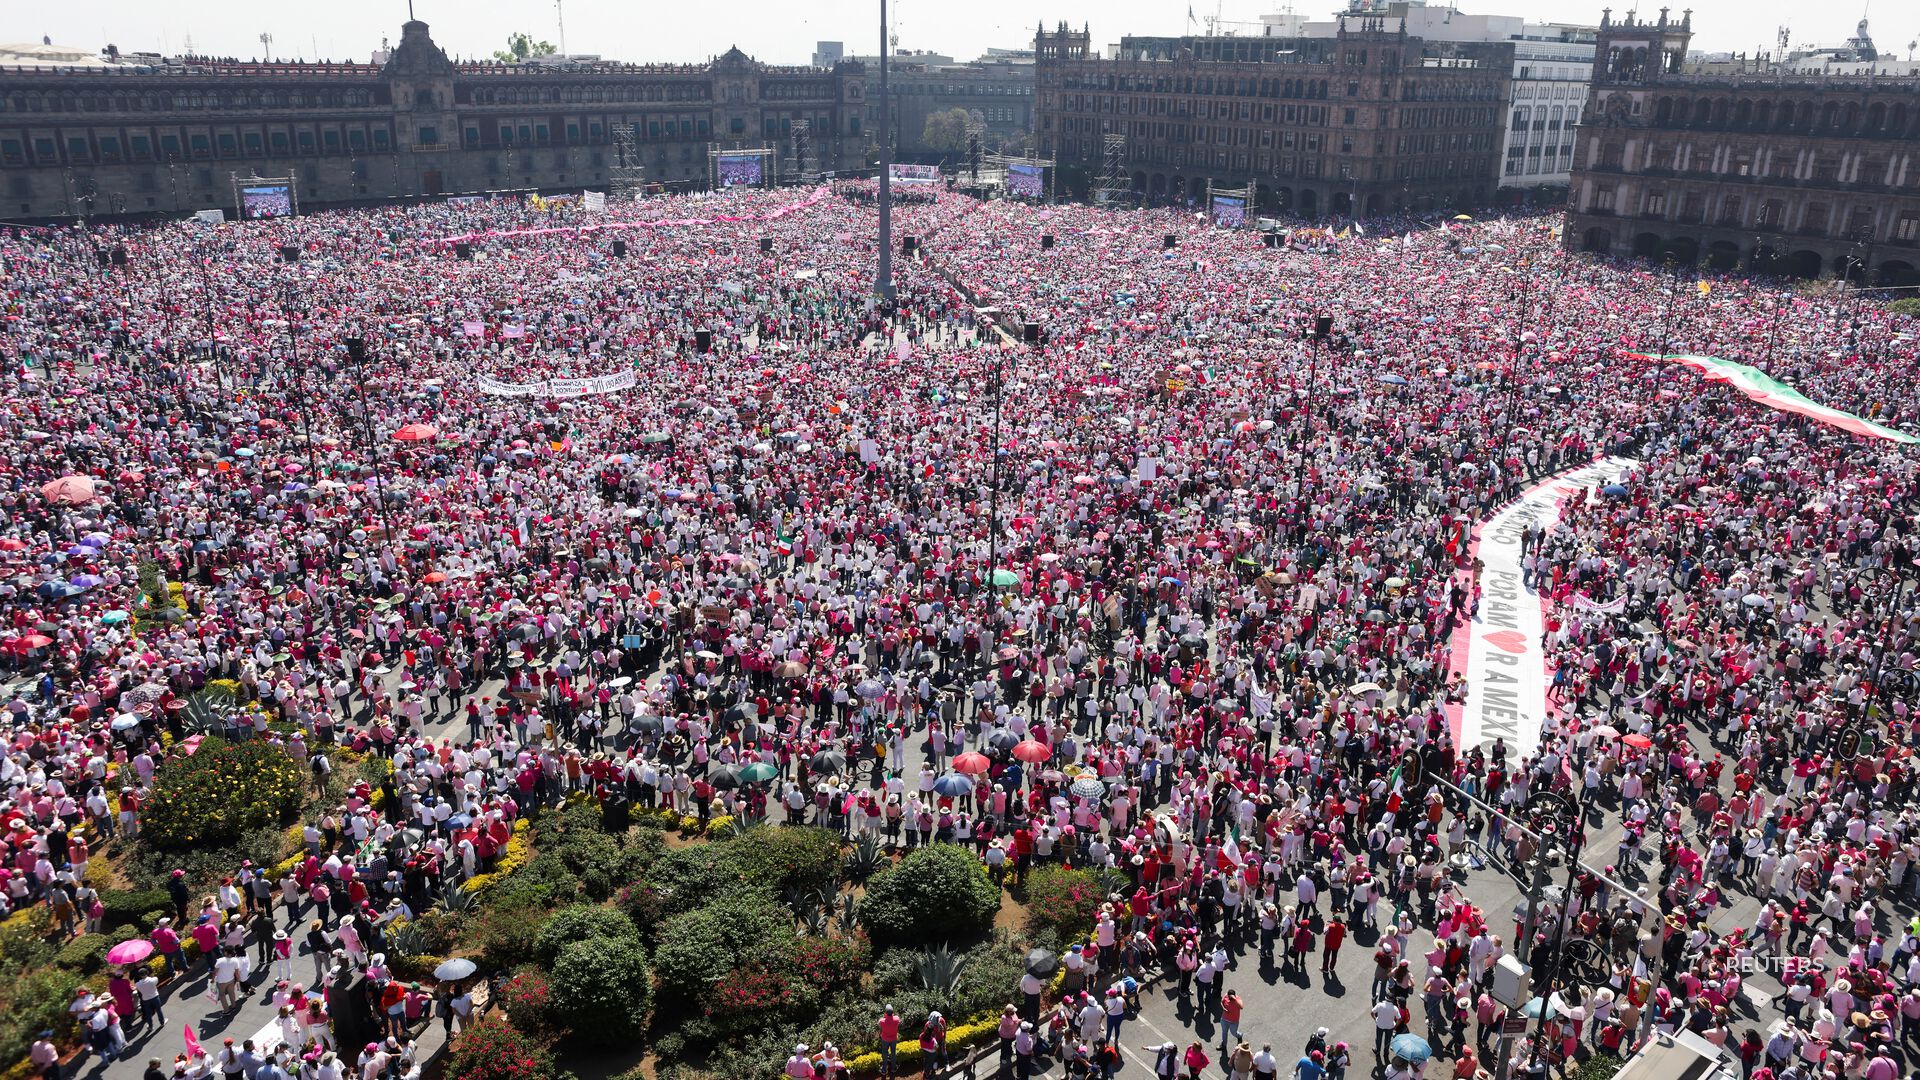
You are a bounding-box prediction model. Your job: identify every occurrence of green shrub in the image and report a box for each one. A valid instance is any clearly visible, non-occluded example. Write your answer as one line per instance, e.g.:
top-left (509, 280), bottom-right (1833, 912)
top-left (0, 966), bottom-right (85, 1069)
top-left (531, 905), bottom-right (638, 966)
top-left (444, 1014), bottom-right (555, 1080)
top-left (142, 736), bottom-right (304, 849)
top-left (497, 967), bottom-right (557, 1035)
top-left (549, 936), bottom-right (652, 1044)
top-left (1890, 297), bottom-right (1920, 317)
top-left (723, 825), bottom-right (845, 893)
top-left (1573, 1053), bottom-right (1623, 1080)
top-left (98, 889), bottom-right (170, 930)
top-left (54, 933), bottom-right (112, 976)
top-left (637, 844), bottom-right (753, 923)
top-left (466, 898), bottom-right (552, 973)
top-left (859, 843), bottom-right (999, 947)
top-left (1018, 865), bottom-right (1113, 941)
top-left (652, 892), bottom-right (793, 1001)
top-left (781, 933), bottom-right (870, 995)
top-left (120, 824), bottom-right (289, 891)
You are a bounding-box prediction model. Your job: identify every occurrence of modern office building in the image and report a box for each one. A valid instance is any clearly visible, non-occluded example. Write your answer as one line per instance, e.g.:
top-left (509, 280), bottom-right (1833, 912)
top-left (1563, 10), bottom-right (1920, 283)
top-left (0, 19), bottom-right (868, 219)
top-left (1034, 17), bottom-right (1511, 216)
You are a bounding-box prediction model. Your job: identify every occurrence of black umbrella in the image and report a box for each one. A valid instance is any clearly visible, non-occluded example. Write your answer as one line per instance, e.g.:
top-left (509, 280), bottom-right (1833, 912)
top-left (632, 714), bottom-right (664, 734)
top-left (808, 750), bottom-right (848, 775)
top-left (708, 765), bottom-right (742, 791)
top-left (1025, 948), bottom-right (1058, 977)
top-left (986, 730), bottom-right (1021, 751)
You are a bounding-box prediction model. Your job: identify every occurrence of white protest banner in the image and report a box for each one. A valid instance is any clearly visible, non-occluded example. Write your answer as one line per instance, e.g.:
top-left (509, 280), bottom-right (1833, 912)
top-left (477, 368), bottom-right (636, 398)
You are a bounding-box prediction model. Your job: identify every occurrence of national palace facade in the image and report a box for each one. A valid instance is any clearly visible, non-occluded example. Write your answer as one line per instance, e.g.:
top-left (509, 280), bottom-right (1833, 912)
top-left (1564, 9), bottom-right (1920, 284)
top-left (0, 20), bottom-right (869, 220)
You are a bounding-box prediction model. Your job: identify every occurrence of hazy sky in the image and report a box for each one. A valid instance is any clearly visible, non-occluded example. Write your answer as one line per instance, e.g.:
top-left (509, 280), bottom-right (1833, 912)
top-left (14, 0), bottom-right (1916, 68)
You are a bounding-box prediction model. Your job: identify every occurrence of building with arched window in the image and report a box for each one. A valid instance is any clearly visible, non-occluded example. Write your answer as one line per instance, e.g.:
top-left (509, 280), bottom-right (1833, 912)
top-left (0, 20), bottom-right (867, 219)
top-left (1565, 10), bottom-right (1920, 285)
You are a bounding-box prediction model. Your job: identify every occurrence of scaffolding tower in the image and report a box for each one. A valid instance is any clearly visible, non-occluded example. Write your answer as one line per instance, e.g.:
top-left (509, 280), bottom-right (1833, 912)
top-left (1093, 133), bottom-right (1132, 208)
top-left (965, 119), bottom-right (985, 181)
top-left (789, 119), bottom-right (811, 183)
top-left (610, 123), bottom-right (647, 202)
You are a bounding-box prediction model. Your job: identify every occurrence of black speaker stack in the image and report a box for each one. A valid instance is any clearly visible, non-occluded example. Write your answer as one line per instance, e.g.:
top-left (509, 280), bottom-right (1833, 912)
top-left (760, 237), bottom-right (774, 253)
top-left (1163, 234), bottom-right (1178, 250)
top-left (1022, 322), bottom-right (1040, 344)
top-left (695, 329), bottom-right (713, 353)
top-left (611, 239), bottom-right (628, 258)
top-left (1041, 234), bottom-right (1054, 250)
top-left (1312, 316), bottom-right (1334, 340)
top-left (278, 244), bottom-right (300, 264)
top-left (455, 242), bottom-right (473, 261)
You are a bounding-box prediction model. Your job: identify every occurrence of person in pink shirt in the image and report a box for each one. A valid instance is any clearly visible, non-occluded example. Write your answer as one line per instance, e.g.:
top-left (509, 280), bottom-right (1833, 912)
top-left (189, 915), bottom-right (221, 977)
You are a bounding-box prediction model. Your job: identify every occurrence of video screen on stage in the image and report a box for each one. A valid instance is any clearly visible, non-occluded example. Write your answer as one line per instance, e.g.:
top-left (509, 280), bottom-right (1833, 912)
top-left (1007, 163), bottom-right (1044, 198)
top-left (717, 154), bottom-right (764, 187)
top-left (1210, 195), bottom-right (1247, 229)
top-left (240, 184), bottom-right (293, 219)
top-left (889, 163), bottom-right (940, 185)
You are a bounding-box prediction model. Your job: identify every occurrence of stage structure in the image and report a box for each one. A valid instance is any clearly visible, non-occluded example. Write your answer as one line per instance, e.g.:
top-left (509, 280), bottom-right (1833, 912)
top-left (985, 153), bottom-right (1055, 202)
top-left (710, 146), bottom-right (777, 190)
top-left (1207, 179), bottom-right (1255, 228)
top-left (232, 171), bottom-right (299, 219)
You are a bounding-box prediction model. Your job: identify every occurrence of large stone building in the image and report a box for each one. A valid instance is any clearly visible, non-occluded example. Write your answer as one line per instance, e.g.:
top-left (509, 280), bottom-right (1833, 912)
top-left (1033, 17), bottom-right (1512, 216)
top-left (863, 53), bottom-right (1035, 158)
top-left (0, 20), bottom-right (868, 220)
top-left (1260, 2), bottom-right (1597, 204)
top-left (1564, 10), bottom-right (1920, 283)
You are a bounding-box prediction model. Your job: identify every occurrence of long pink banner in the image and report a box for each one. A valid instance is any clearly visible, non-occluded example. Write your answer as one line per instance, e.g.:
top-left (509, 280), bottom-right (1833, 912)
top-left (431, 186), bottom-right (832, 247)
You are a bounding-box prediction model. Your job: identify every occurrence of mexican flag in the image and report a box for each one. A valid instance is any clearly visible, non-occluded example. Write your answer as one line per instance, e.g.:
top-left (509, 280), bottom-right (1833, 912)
top-left (1628, 352), bottom-right (1920, 445)
top-left (774, 531), bottom-right (793, 556)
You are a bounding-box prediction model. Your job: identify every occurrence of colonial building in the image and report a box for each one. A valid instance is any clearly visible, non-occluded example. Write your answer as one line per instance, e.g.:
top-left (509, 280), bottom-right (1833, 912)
top-left (1033, 17), bottom-right (1511, 216)
top-left (0, 20), bottom-right (867, 220)
top-left (866, 54), bottom-right (1035, 158)
top-left (1260, 2), bottom-right (1597, 204)
top-left (1564, 9), bottom-right (1920, 283)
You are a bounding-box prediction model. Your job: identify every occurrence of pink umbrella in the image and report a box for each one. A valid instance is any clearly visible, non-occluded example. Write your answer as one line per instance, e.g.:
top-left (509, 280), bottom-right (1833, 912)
top-left (107, 939), bottom-right (154, 966)
top-left (392, 423), bottom-right (439, 442)
top-left (40, 475), bottom-right (97, 506)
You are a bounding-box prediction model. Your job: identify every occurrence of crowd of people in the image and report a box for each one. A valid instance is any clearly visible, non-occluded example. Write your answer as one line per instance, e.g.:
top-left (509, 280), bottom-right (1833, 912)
top-left (1, 178), bottom-right (1917, 1080)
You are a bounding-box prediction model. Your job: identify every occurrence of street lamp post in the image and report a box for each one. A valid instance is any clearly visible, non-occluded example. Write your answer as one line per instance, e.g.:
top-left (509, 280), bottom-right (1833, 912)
top-left (874, 0), bottom-right (896, 303)
top-left (982, 345), bottom-right (1006, 663)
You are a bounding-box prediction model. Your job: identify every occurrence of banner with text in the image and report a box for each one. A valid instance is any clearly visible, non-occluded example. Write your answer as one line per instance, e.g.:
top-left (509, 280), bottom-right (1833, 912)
top-left (1453, 456), bottom-right (1638, 757)
top-left (476, 368), bottom-right (636, 398)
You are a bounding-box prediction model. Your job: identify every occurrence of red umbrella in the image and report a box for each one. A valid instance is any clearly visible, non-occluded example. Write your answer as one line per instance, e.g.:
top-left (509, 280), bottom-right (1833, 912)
top-left (392, 423), bottom-right (439, 442)
top-left (952, 751), bottom-right (992, 775)
top-left (1622, 733), bottom-right (1653, 750)
top-left (1012, 739), bottom-right (1052, 764)
top-left (5, 634), bottom-right (53, 652)
top-left (422, 571), bottom-right (448, 584)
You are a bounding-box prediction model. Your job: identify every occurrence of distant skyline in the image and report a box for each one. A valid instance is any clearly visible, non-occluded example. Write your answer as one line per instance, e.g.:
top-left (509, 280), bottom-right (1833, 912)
top-left (12, 0), bottom-right (1916, 68)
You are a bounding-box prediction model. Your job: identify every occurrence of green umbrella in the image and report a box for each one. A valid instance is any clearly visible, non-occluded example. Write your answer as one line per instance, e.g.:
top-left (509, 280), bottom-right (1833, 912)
top-left (990, 569), bottom-right (1020, 588)
top-left (639, 432), bottom-right (672, 444)
top-left (739, 761), bottom-right (780, 783)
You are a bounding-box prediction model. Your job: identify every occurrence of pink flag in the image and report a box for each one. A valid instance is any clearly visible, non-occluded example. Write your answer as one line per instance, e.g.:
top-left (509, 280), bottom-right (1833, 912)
top-left (183, 1024), bottom-right (204, 1059)
top-left (462, 321), bottom-right (484, 337)
top-left (502, 325), bottom-right (526, 339)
